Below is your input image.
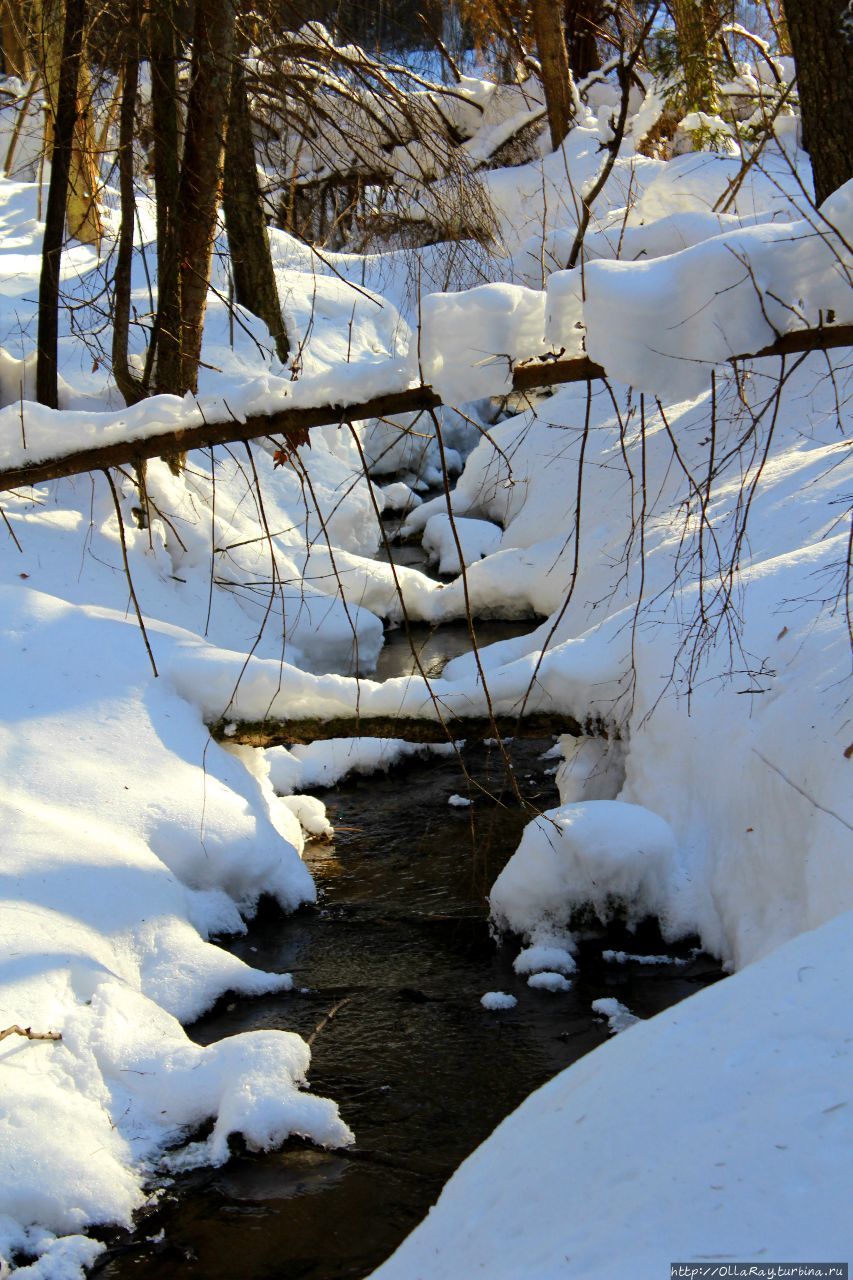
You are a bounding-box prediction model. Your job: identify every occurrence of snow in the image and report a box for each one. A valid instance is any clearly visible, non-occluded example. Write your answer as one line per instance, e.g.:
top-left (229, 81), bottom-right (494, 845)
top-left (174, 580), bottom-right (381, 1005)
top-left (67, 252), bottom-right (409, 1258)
top-left (1, 35), bottom-right (852, 1276)
top-left (447, 793), bottom-right (472, 808)
top-left (372, 911), bottom-right (853, 1280)
top-left (591, 996), bottom-right (641, 1034)
top-left (422, 513), bottom-right (502, 574)
top-left (490, 802), bottom-right (681, 945)
top-left (480, 992), bottom-right (517, 1011)
top-left (526, 971), bottom-right (572, 993)
top-left (602, 950), bottom-right (689, 966)
top-left (420, 282), bottom-right (547, 404)
top-left (512, 945), bottom-right (577, 976)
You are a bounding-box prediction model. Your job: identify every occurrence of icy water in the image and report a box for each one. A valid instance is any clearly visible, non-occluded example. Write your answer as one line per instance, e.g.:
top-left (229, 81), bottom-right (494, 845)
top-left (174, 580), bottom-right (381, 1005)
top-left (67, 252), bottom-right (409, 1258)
top-left (97, 736), bottom-right (722, 1280)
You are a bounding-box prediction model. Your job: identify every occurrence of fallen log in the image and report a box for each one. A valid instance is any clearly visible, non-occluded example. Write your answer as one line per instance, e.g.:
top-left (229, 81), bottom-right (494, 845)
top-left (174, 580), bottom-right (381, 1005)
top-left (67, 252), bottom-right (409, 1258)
top-left (210, 710), bottom-right (596, 746)
top-left (0, 323), bottom-right (849, 494)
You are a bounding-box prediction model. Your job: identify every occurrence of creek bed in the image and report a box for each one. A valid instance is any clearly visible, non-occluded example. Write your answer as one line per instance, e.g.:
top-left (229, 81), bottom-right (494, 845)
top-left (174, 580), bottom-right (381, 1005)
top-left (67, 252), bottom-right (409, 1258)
top-left (97, 735), bottom-right (722, 1280)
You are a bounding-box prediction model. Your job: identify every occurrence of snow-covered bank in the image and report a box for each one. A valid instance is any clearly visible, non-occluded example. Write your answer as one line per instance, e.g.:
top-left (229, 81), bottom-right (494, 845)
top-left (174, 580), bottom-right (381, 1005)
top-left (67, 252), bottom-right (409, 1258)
top-left (372, 910), bottom-right (853, 1280)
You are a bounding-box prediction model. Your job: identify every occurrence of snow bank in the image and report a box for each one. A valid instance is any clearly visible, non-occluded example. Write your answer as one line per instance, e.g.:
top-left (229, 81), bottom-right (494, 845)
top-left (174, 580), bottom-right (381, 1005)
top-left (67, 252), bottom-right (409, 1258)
top-left (577, 180), bottom-right (853, 399)
top-left (372, 911), bottom-right (853, 1280)
top-left (490, 801), bottom-right (681, 942)
top-left (422, 513), bottom-right (502, 574)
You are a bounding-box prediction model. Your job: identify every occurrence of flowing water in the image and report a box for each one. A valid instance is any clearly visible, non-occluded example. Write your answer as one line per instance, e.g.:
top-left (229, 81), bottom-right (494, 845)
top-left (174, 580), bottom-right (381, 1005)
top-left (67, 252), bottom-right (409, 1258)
top-left (96, 520), bottom-right (723, 1279)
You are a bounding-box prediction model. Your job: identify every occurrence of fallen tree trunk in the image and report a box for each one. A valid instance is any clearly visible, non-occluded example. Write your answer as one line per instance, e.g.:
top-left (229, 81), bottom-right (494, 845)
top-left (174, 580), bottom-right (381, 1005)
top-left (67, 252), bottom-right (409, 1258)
top-left (210, 711), bottom-right (595, 746)
top-left (2, 323), bottom-right (850, 494)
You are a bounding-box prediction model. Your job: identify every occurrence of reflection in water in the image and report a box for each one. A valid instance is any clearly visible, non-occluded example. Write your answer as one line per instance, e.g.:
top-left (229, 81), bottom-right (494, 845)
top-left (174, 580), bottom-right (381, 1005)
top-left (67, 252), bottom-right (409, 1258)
top-left (97, 740), bottom-right (722, 1280)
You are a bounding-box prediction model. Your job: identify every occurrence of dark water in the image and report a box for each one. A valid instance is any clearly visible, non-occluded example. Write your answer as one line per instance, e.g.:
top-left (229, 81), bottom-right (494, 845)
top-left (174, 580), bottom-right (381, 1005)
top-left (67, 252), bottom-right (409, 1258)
top-left (373, 616), bottom-right (539, 682)
top-left (97, 738), bottom-right (722, 1280)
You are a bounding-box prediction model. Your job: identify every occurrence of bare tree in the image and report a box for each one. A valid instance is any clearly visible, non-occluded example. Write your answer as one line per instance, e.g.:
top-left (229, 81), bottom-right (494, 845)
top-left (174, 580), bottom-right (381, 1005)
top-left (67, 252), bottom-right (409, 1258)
top-left (223, 42), bottom-right (289, 364)
top-left (176, 0), bottom-right (237, 395)
top-left (36, 0), bottom-right (85, 407)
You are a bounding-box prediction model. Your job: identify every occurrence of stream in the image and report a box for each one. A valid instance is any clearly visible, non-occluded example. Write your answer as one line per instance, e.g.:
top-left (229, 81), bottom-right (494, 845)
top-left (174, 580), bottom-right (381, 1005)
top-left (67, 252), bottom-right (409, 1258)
top-left (96, 513), bottom-right (724, 1280)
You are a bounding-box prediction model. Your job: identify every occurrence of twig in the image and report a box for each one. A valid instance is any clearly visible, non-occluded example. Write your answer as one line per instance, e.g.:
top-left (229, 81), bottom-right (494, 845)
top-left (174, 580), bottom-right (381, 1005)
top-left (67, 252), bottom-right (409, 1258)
top-left (307, 996), bottom-right (352, 1047)
top-left (0, 1024), bottom-right (62, 1043)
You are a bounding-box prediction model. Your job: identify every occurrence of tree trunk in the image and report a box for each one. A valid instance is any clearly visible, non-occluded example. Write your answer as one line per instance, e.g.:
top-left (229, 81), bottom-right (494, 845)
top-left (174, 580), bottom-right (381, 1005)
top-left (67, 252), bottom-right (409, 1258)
top-left (670, 0), bottom-right (718, 115)
top-left (37, 0), bottom-right (103, 247)
top-left (0, 0), bottom-right (30, 77)
top-left (782, 0), bottom-right (853, 205)
top-left (36, 0), bottom-right (85, 407)
top-left (531, 0), bottom-right (575, 150)
top-left (176, 0), bottom-right (236, 395)
top-left (112, 0), bottom-right (144, 406)
top-left (223, 53), bottom-right (289, 365)
top-left (563, 0), bottom-right (601, 80)
top-left (149, 0), bottom-right (182, 395)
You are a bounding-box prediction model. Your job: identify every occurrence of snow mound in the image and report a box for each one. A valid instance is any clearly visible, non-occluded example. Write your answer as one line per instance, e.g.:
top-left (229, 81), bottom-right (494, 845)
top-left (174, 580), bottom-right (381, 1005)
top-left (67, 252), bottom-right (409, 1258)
top-left (420, 282), bottom-right (547, 405)
top-left (527, 972), bottom-right (572, 993)
top-left (512, 945), bottom-right (576, 976)
top-left (422, 514), bottom-right (502, 575)
top-left (490, 801), bottom-right (680, 942)
top-left (591, 997), bottom-right (640, 1034)
top-left (480, 992), bottom-right (517, 1012)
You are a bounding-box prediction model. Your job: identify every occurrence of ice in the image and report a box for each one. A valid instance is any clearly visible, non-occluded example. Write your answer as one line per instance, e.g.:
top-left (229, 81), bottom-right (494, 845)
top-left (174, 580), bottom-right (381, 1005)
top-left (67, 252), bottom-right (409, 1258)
top-left (448, 794), bottom-right (472, 808)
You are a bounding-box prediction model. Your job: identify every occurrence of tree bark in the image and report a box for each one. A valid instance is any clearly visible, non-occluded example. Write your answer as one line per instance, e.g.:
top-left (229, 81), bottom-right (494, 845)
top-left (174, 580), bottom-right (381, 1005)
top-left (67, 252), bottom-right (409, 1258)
top-left (210, 712), bottom-right (591, 746)
top-left (8, 323), bottom-right (849, 493)
top-left (112, 0), bottom-right (144, 406)
top-left (670, 0), bottom-right (718, 115)
top-left (531, 0), bottom-right (575, 150)
top-left (0, 0), bottom-right (30, 77)
top-left (782, 0), bottom-right (853, 205)
top-left (37, 0), bottom-right (103, 246)
top-left (176, 0), bottom-right (237, 395)
top-left (223, 52), bottom-right (289, 364)
top-left (563, 0), bottom-right (601, 80)
top-left (149, 0), bottom-right (183, 395)
top-left (36, 0), bottom-right (85, 408)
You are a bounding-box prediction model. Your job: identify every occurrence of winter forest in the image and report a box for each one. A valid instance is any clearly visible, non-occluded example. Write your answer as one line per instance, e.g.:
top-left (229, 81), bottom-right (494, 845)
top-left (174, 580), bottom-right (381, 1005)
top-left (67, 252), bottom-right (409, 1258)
top-left (0, 0), bottom-right (850, 1275)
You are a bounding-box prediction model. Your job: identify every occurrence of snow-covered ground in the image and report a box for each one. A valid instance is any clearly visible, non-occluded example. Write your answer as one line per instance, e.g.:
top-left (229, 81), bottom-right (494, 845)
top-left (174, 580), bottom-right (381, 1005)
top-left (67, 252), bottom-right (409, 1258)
top-left (1, 60), bottom-right (851, 1279)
